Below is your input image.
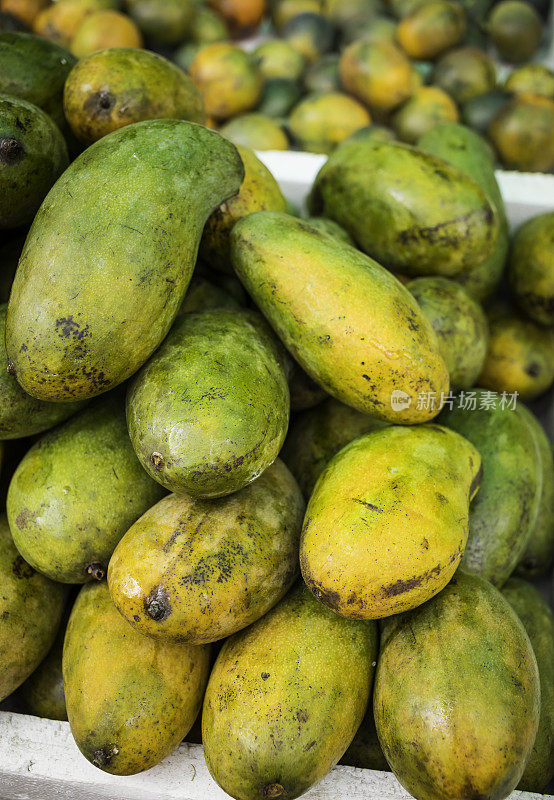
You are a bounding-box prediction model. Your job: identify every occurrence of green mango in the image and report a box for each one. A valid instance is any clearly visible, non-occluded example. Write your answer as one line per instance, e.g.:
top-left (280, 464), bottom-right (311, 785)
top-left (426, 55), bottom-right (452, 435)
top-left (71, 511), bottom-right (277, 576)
top-left (177, 275), bottom-right (240, 315)
top-left (303, 54), bottom-right (341, 93)
top-left (308, 140), bottom-right (498, 278)
top-left (375, 571), bottom-right (540, 800)
top-left (126, 309), bottom-right (289, 498)
top-left (202, 581), bottom-right (378, 800)
top-left (231, 212), bottom-right (449, 424)
top-left (253, 39), bottom-right (306, 81)
top-left (0, 513), bottom-right (65, 702)
top-left (0, 303), bottom-right (85, 439)
top-left (281, 397), bottom-right (387, 498)
top-left (304, 216), bottom-right (355, 245)
top-left (0, 32), bottom-right (76, 132)
top-left (501, 577), bottom-right (554, 793)
top-left (0, 93), bottom-right (68, 230)
top-left (341, 699), bottom-right (390, 772)
top-left (18, 607), bottom-right (67, 721)
top-left (508, 211), bottom-right (554, 326)
top-left (515, 404), bottom-right (554, 578)
top-left (108, 459), bottom-right (304, 644)
top-left (417, 122), bottom-right (509, 301)
top-left (406, 276), bottom-right (489, 389)
top-left (439, 389), bottom-right (542, 586)
top-left (257, 77), bottom-right (302, 119)
top-left (432, 46), bottom-right (497, 105)
top-left (300, 425), bottom-right (481, 619)
top-left (64, 581), bottom-right (210, 775)
top-left (461, 88), bottom-right (510, 135)
top-left (220, 112), bottom-right (289, 152)
top-left (6, 120), bottom-right (243, 402)
top-left (125, 0), bottom-right (194, 43)
top-left (7, 396), bottom-right (165, 584)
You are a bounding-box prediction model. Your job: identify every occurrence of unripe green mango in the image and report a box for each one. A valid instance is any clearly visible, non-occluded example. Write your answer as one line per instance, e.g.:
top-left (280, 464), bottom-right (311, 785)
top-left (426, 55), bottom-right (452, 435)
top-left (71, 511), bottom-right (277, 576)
top-left (300, 425), bottom-right (481, 619)
top-left (418, 122), bottom-right (509, 301)
top-left (64, 581), bottom-right (210, 775)
top-left (202, 581), bottom-right (378, 800)
top-left (515, 404), bottom-right (554, 578)
top-left (440, 389), bottom-right (542, 586)
top-left (178, 276), bottom-right (240, 315)
top-left (18, 609), bottom-right (67, 721)
top-left (407, 276), bottom-right (489, 389)
top-left (508, 211), bottom-right (554, 326)
top-left (231, 212), bottom-right (449, 424)
top-left (501, 577), bottom-right (554, 793)
top-left (0, 93), bottom-right (68, 230)
top-left (304, 216), bottom-right (354, 245)
top-left (0, 513), bottom-right (65, 702)
top-left (282, 397), bottom-right (387, 499)
top-left (108, 459), bottom-right (304, 643)
top-left (7, 396), bottom-right (165, 584)
top-left (375, 571), bottom-right (540, 800)
top-left (0, 303), bottom-right (85, 439)
top-left (6, 120), bottom-right (243, 402)
top-left (308, 140), bottom-right (498, 278)
top-left (126, 308), bottom-right (289, 498)
top-left (0, 32), bottom-right (76, 132)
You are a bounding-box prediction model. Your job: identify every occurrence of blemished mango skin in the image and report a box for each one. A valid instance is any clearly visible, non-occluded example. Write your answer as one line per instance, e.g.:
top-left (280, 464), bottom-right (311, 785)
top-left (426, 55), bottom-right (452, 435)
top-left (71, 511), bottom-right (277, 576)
top-left (375, 571), bottom-right (540, 800)
top-left (501, 577), bottom-right (554, 792)
top-left (5, 119), bottom-right (243, 402)
top-left (230, 212), bottom-right (449, 424)
top-left (126, 309), bottom-right (290, 499)
top-left (509, 211), bottom-right (554, 326)
top-left (108, 459), bottom-right (304, 644)
top-left (63, 581), bottom-right (210, 775)
top-left (300, 425), bottom-right (482, 620)
top-left (439, 390), bottom-right (542, 587)
top-left (7, 396), bottom-right (165, 584)
top-left (202, 581), bottom-right (378, 800)
top-left (308, 140), bottom-right (498, 278)
top-left (0, 514), bottom-right (66, 702)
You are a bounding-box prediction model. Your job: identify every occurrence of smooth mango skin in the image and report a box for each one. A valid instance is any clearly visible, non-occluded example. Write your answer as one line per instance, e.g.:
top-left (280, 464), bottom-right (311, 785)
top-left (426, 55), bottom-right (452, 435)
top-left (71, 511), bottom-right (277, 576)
top-left (202, 582), bottom-right (378, 800)
top-left (288, 91), bottom-right (371, 154)
top-left (63, 47), bottom-right (205, 146)
top-left (515, 404), bottom-right (554, 578)
top-left (108, 459), bottom-right (304, 644)
top-left (509, 212), bottom-right (554, 326)
top-left (396, 0), bottom-right (466, 60)
top-left (300, 425), bottom-right (482, 620)
top-left (7, 397), bottom-right (165, 584)
top-left (219, 113), bottom-right (289, 152)
top-left (304, 217), bottom-right (354, 245)
top-left (339, 39), bottom-right (413, 113)
top-left (417, 122), bottom-right (509, 302)
top-left (231, 212), bottom-right (449, 424)
top-left (0, 514), bottom-right (65, 702)
top-left (0, 32), bottom-right (76, 131)
top-left (308, 140), bottom-right (497, 278)
top-left (406, 277), bottom-right (489, 390)
top-left (64, 581), bottom-right (210, 775)
top-left (0, 303), bottom-right (85, 440)
top-left (392, 86), bottom-right (459, 145)
top-left (281, 398), bottom-right (388, 499)
top-left (18, 611), bottom-right (67, 720)
top-left (504, 64), bottom-right (554, 99)
top-left (0, 93), bottom-right (68, 230)
top-left (501, 577), bottom-right (554, 793)
top-left (439, 390), bottom-right (541, 587)
top-left (201, 145), bottom-right (287, 272)
top-left (432, 46), bottom-right (497, 104)
top-left (127, 309), bottom-right (289, 499)
top-left (375, 571), bottom-right (540, 800)
top-left (125, 0), bottom-right (194, 44)
top-left (6, 120), bottom-right (243, 402)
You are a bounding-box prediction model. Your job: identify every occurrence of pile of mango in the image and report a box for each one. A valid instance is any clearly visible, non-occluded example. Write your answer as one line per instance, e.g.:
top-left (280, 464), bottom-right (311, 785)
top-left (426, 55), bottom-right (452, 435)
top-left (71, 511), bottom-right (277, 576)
top-left (1, 10), bottom-right (554, 800)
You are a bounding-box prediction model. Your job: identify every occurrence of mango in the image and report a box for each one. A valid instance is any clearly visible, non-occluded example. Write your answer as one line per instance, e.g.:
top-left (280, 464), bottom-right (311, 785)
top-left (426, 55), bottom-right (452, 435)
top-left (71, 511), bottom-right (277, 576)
top-left (254, 39), bottom-right (306, 81)
top-left (125, 0), bottom-right (194, 43)
top-left (64, 581), bottom-right (210, 775)
top-left (308, 140), bottom-right (498, 278)
top-left (509, 211), bottom-right (554, 326)
top-left (282, 11), bottom-right (334, 63)
top-left (202, 581), bottom-right (378, 800)
top-left (440, 389), bottom-right (542, 586)
top-left (63, 48), bottom-right (205, 146)
top-left (282, 398), bottom-right (387, 498)
top-left (18, 608), bottom-right (67, 721)
top-left (392, 86), bottom-right (458, 144)
top-left (220, 113), bottom-right (289, 151)
top-left (0, 513), bottom-right (65, 702)
top-left (432, 46), bottom-right (496, 104)
top-left (6, 120), bottom-right (243, 402)
top-left (287, 358), bottom-right (328, 411)
top-left (178, 276), bottom-right (239, 315)
top-left (304, 216), bottom-right (354, 245)
top-left (303, 53), bottom-right (340, 92)
top-left (396, 0), bottom-right (466, 60)
top-left (258, 78), bottom-right (302, 117)
top-left (70, 10), bottom-right (143, 56)
top-left (0, 0), bottom-right (48, 26)
top-left (272, 0), bottom-right (322, 28)
top-left (190, 6), bottom-right (229, 43)
top-left (375, 571), bottom-right (540, 800)
top-left (515, 404), bottom-right (554, 578)
top-left (501, 577), bottom-right (554, 793)
top-left (407, 277), bottom-right (488, 389)
top-left (108, 459), bottom-right (304, 643)
top-left (489, 94), bottom-right (554, 173)
top-left (127, 309), bottom-right (289, 498)
top-left (488, 0), bottom-right (542, 63)
top-left (7, 397), bottom-right (165, 584)
top-left (339, 39), bottom-right (413, 113)
top-left (33, 0), bottom-right (117, 45)
top-left (505, 64), bottom-right (554, 98)
top-left (300, 425), bottom-right (481, 619)
top-left (208, 0), bottom-right (265, 36)
top-left (0, 304), bottom-right (85, 440)
top-left (341, 699), bottom-right (389, 772)
top-left (462, 88), bottom-right (510, 135)
top-left (190, 43), bottom-right (263, 120)
top-left (289, 91), bottom-right (371, 153)
top-left (231, 213), bottom-right (448, 423)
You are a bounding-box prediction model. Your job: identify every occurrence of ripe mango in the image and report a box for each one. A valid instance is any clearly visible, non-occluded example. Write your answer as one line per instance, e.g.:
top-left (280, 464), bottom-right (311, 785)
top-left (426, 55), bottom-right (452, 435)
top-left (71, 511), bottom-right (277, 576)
top-left (300, 425), bottom-right (481, 619)
top-left (230, 212), bottom-right (449, 424)
top-left (63, 581), bottom-right (210, 775)
top-left (202, 581), bottom-right (378, 800)
top-left (6, 120), bottom-right (243, 402)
